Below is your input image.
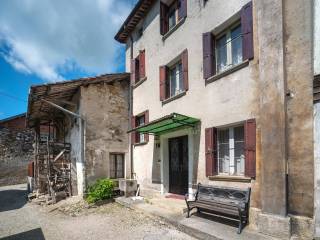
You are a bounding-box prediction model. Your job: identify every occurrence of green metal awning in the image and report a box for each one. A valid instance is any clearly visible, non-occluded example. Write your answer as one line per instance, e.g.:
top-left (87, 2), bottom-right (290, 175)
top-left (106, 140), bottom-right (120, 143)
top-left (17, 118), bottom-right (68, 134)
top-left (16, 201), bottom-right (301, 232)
top-left (129, 113), bottom-right (200, 135)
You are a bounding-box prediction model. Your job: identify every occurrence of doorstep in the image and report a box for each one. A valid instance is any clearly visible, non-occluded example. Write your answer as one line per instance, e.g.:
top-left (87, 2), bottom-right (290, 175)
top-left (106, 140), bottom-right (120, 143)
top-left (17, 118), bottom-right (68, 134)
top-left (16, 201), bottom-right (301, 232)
top-left (115, 196), bottom-right (277, 240)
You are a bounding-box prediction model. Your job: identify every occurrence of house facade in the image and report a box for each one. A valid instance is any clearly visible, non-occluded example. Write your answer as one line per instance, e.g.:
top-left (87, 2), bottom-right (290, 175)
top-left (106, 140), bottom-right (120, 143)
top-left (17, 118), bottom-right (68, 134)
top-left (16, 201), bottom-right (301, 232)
top-left (115, 0), bottom-right (316, 238)
top-left (27, 74), bottom-right (130, 197)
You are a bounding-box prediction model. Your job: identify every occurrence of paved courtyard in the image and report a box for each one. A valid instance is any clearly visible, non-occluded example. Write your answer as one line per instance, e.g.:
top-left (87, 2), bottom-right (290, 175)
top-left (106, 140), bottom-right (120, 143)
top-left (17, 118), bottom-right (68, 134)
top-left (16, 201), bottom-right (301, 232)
top-left (0, 184), bottom-right (195, 240)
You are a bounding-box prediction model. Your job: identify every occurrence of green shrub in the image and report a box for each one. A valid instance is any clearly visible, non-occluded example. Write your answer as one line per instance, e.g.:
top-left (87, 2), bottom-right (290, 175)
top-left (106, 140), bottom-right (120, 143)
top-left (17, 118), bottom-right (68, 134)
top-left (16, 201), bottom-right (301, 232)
top-left (86, 178), bottom-right (114, 203)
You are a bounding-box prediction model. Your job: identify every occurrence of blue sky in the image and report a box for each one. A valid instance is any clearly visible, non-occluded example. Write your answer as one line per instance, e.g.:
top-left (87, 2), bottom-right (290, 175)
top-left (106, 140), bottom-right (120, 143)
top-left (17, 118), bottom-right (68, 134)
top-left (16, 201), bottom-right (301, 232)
top-left (0, 0), bottom-right (137, 119)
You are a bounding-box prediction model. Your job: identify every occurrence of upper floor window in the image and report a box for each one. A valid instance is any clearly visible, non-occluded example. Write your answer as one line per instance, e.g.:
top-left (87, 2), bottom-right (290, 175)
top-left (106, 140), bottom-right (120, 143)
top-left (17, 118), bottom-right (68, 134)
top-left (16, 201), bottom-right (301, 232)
top-left (160, 0), bottom-right (187, 36)
top-left (216, 24), bottom-right (242, 73)
top-left (159, 49), bottom-right (188, 101)
top-left (136, 115), bottom-right (145, 143)
top-left (168, 62), bottom-right (183, 97)
top-left (131, 50), bottom-right (146, 86)
top-left (203, 1), bottom-right (253, 80)
top-left (131, 110), bottom-right (149, 145)
top-left (168, 1), bottom-right (179, 30)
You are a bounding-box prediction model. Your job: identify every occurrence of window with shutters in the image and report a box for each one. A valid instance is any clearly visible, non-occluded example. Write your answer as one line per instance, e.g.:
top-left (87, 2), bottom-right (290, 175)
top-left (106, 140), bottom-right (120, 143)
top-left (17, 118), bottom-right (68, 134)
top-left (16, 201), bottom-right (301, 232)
top-left (202, 1), bottom-right (253, 80)
top-left (136, 115), bottom-right (145, 143)
top-left (132, 110), bottom-right (149, 145)
top-left (217, 125), bottom-right (245, 176)
top-left (160, 0), bottom-right (187, 36)
top-left (168, 1), bottom-right (179, 30)
top-left (216, 23), bottom-right (243, 74)
top-left (110, 153), bottom-right (124, 179)
top-left (168, 62), bottom-right (183, 97)
top-left (131, 50), bottom-right (146, 86)
top-left (160, 49), bottom-right (188, 102)
top-left (134, 57), bottom-right (140, 83)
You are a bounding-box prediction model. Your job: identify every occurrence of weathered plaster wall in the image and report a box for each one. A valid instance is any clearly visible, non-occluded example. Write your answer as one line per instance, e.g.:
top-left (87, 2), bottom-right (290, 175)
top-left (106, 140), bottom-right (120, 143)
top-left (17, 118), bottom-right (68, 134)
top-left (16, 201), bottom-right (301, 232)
top-left (126, 0), bottom-right (262, 203)
top-left (315, 0), bottom-right (320, 75)
top-left (315, 103), bottom-right (320, 237)
top-left (64, 91), bottom-right (81, 195)
top-left (284, 0), bottom-right (314, 218)
top-left (68, 117), bottom-right (80, 195)
top-left (80, 81), bottom-right (129, 185)
top-left (256, 0), bottom-right (287, 217)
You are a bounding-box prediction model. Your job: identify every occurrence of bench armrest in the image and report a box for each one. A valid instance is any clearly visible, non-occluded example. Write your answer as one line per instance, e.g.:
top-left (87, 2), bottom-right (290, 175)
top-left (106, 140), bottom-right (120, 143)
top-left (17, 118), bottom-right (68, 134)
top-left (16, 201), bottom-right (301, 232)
top-left (185, 192), bottom-right (197, 202)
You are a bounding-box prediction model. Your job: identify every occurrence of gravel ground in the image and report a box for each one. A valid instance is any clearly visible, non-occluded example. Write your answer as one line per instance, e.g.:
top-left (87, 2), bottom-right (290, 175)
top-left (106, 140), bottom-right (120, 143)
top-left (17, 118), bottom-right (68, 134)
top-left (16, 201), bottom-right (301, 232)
top-left (0, 184), bottom-right (196, 240)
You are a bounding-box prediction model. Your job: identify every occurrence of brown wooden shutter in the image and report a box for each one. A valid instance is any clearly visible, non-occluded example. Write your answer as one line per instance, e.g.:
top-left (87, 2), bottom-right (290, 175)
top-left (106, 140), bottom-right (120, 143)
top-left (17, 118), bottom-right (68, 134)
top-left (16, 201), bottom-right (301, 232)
top-left (241, 1), bottom-right (254, 60)
top-left (28, 161), bottom-right (34, 177)
top-left (178, 0), bottom-right (187, 20)
top-left (203, 32), bottom-right (215, 79)
top-left (139, 50), bottom-right (145, 79)
top-left (144, 110), bottom-right (149, 142)
top-left (160, 2), bottom-right (169, 35)
top-left (244, 119), bottom-right (256, 178)
top-left (205, 127), bottom-right (217, 176)
top-left (131, 116), bottom-right (136, 145)
top-left (159, 66), bottom-right (167, 101)
top-left (181, 49), bottom-right (188, 91)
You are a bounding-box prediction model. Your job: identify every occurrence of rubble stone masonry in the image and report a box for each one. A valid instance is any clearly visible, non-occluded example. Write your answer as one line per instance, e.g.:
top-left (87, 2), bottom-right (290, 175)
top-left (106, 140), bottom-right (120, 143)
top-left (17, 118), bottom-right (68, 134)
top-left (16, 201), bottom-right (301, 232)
top-left (0, 126), bottom-right (34, 186)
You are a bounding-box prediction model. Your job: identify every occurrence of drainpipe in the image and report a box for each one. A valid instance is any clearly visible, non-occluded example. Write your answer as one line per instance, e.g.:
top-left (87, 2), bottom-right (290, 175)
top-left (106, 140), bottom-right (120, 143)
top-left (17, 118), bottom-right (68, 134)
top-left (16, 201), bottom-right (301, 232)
top-left (42, 99), bottom-right (86, 197)
top-left (130, 36), bottom-right (134, 179)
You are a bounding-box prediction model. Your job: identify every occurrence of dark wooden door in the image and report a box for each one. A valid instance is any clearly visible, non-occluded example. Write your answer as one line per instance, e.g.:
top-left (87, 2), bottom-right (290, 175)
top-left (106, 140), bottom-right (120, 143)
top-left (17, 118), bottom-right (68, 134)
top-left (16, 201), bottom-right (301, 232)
top-left (169, 135), bottom-right (188, 195)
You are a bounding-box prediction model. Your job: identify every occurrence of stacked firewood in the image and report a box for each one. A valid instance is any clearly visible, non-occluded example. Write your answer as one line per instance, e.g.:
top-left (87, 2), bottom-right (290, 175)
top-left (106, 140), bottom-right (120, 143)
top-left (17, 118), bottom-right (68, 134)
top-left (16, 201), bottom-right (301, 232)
top-left (33, 140), bottom-right (72, 204)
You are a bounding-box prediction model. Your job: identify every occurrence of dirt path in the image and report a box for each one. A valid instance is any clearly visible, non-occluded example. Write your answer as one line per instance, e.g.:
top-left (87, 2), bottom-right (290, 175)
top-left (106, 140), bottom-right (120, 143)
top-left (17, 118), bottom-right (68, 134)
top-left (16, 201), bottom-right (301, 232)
top-left (0, 184), bottom-right (196, 240)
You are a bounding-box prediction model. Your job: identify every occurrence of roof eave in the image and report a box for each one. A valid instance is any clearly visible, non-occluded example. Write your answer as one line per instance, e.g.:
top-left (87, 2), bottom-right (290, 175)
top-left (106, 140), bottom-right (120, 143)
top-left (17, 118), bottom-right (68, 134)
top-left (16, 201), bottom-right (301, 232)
top-left (114, 0), bottom-right (156, 43)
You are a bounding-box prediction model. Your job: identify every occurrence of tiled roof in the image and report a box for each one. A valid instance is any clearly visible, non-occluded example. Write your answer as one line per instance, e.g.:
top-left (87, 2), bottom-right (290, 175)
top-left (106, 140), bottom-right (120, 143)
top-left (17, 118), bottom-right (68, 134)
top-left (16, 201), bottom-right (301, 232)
top-left (115, 0), bottom-right (156, 43)
top-left (27, 73), bottom-right (130, 127)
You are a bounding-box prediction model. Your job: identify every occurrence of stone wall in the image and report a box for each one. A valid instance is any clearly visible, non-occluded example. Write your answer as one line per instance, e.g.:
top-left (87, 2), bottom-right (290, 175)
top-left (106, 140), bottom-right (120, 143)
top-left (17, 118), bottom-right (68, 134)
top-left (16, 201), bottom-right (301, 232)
top-left (315, 0), bottom-right (320, 75)
top-left (0, 126), bottom-right (34, 186)
top-left (80, 81), bottom-right (130, 185)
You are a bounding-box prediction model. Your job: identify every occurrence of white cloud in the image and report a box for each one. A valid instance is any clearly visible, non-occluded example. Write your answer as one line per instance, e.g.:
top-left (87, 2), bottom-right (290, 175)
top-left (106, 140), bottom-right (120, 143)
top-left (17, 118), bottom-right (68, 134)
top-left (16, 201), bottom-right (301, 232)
top-left (0, 0), bottom-right (132, 82)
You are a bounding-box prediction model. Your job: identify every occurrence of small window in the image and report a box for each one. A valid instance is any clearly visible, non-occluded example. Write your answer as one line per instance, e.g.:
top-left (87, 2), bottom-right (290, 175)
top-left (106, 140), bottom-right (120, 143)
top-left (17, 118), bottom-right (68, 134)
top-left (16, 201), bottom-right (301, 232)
top-left (110, 153), bottom-right (124, 179)
top-left (168, 62), bottom-right (183, 97)
top-left (136, 115), bottom-right (145, 143)
top-left (215, 23), bottom-right (243, 73)
top-left (217, 125), bottom-right (245, 176)
top-left (134, 57), bottom-right (140, 84)
top-left (168, 1), bottom-right (179, 30)
top-left (160, 0), bottom-right (186, 36)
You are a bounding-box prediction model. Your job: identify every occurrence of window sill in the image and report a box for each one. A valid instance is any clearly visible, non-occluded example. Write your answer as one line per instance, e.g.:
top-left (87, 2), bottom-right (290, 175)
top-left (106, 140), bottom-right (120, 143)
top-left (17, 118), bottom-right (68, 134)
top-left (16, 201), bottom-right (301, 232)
top-left (208, 175), bottom-right (252, 183)
top-left (133, 77), bottom-right (147, 89)
top-left (133, 141), bottom-right (148, 147)
top-left (162, 91), bottom-right (186, 105)
top-left (162, 17), bottom-right (186, 41)
top-left (205, 60), bottom-right (249, 85)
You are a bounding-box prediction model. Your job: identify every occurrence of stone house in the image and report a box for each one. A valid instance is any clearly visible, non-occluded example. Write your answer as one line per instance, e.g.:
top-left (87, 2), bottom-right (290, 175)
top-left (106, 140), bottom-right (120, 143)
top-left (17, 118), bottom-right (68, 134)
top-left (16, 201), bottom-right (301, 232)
top-left (26, 73), bottom-right (130, 197)
top-left (0, 113), bottom-right (34, 186)
top-left (115, 0), bottom-right (318, 238)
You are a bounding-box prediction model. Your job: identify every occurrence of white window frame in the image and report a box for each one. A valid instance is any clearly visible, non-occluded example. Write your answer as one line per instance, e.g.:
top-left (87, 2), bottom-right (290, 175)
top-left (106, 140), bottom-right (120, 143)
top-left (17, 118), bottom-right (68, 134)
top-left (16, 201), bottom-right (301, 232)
top-left (168, 61), bottom-right (183, 97)
top-left (217, 125), bottom-right (245, 176)
top-left (215, 22), bottom-right (243, 73)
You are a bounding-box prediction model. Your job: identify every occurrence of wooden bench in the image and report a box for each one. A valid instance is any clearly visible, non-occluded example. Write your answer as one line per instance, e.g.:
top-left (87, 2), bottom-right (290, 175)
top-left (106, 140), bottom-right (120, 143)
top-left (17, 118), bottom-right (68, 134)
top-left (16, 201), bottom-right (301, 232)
top-left (185, 183), bottom-right (251, 234)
